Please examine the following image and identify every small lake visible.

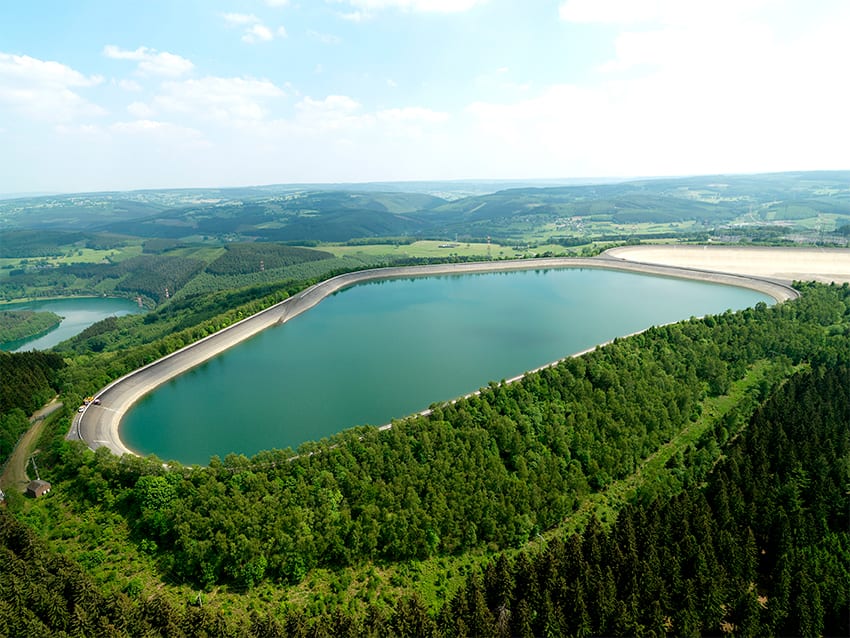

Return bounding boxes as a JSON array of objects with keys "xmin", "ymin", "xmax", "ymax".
[
  {"xmin": 121, "ymin": 268, "xmax": 773, "ymax": 465},
  {"xmin": 0, "ymin": 297, "xmax": 143, "ymax": 351}
]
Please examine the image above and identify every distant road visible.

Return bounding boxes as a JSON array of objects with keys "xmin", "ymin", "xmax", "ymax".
[{"xmin": 68, "ymin": 255, "xmax": 799, "ymax": 458}]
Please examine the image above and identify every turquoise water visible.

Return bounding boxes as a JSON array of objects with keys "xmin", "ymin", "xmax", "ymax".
[
  {"xmin": 1, "ymin": 297, "xmax": 143, "ymax": 351},
  {"xmin": 121, "ymin": 268, "xmax": 772, "ymax": 465}
]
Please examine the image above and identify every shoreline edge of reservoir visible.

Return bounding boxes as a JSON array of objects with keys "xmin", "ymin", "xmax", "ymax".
[{"xmin": 68, "ymin": 252, "xmax": 801, "ymax": 459}]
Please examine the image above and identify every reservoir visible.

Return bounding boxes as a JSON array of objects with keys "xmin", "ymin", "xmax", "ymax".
[
  {"xmin": 121, "ymin": 268, "xmax": 773, "ymax": 465},
  {"xmin": 1, "ymin": 297, "xmax": 143, "ymax": 352}
]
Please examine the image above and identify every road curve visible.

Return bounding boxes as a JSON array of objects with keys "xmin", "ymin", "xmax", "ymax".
[{"xmin": 67, "ymin": 255, "xmax": 798, "ymax": 458}]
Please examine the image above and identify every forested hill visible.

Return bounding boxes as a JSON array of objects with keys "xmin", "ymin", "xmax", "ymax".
[{"xmin": 2, "ymin": 338, "xmax": 848, "ymax": 635}]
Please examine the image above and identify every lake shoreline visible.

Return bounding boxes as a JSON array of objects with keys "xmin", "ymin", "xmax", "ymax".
[
  {"xmin": 0, "ymin": 310, "xmax": 62, "ymax": 350},
  {"xmin": 69, "ymin": 253, "xmax": 800, "ymax": 460}
]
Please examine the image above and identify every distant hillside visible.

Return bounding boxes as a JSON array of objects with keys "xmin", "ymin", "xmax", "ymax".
[
  {"xmin": 417, "ymin": 171, "xmax": 850, "ymax": 238},
  {"xmin": 1, "ymin": 172, "xmax": 848, "ymax": 245},
  {"xmin": 93, "ymin": 191, "xmax": 441, "ymax": 242}
]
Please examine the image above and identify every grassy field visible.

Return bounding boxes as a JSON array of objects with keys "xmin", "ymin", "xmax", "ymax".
[
  {"xmin": 324, "ymin": 239, "xmax": 574, "ymax": 261},
  {"xmin": 0, "ymin": 245, "xmax": 145, "ymax": 279}
]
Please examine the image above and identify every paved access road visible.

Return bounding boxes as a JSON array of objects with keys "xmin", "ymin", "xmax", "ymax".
[{"xmin": 68, "ymin": 256, "xmax": 798, "ymax": 458}]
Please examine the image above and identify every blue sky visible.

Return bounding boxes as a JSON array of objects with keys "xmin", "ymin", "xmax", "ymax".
[{"xmin": 1, "ymin": 0, "xmax": 848, "ymax": 194}]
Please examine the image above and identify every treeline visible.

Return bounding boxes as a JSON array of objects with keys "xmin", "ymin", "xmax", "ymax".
[
  {"xmin": 177, "ymin": 255, "xmax": 375, "ymax": 298},
  {"xmin": 0, "ymin": 229, "xmax": 86, "ymax": 258},
  {"xmin": 54, "ymin": 283, "xmax": 850, "ymax": 592},
  {"xmin": 205, "ymin": 243, "xmax": 333, "ymax": 275},
  {"xmin": 0, "ymin": 351, "xmax": 65, "ymax": 462},
  {"xmin": 0, "ymin": 310, "xmax": 61, "ymax": 344}
]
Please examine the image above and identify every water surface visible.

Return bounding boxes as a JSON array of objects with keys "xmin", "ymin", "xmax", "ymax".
[
  {"xmin": 0, "ymin": 297, "xmax": 142, "ymax": 351},
  {"xmin": 122, "ymin": 268, "xmax": 772, "ymax": 464}
]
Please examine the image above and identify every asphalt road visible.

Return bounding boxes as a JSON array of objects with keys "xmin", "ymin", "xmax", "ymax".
[{"xmin": 67, "ymin": 256, "xmax": 798, "ymax": 458}]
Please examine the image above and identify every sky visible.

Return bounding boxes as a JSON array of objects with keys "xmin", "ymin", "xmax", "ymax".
[{"xmin": 1, "ymin": 0, "xmax": 849, "ymax": 194}]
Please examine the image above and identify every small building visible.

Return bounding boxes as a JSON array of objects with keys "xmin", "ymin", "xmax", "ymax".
[{"xmin": 26, "ymin": 480, "xmax": 51, "ymax": 499}]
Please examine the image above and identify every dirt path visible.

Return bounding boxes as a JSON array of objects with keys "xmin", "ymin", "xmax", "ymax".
[{"xmin": 0, "ymin": 397, "xmax": 62, "ymax": 493}]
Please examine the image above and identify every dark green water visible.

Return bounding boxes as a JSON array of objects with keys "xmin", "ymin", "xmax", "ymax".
[
  {"xmin": 122, "ymin": 268, "xmax": 772, "ymax": 465},
  {"xmin": 1, "ymin": 297, "xmax": 143, "ymax": 352}
]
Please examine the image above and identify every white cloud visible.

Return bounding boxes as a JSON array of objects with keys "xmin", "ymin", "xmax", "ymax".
[
  {"xmin": 266, "ymin": 0, "xmax": 289, "ymax": 6},
  {"xmin": 338, "ymin": 10, "xmax": 367, "ymax": 22},
  {"xmin": 222, "ymin": 12, "xmax": 260, "ymax": 26},
  {"xmin": 0, "ymin": 53, "xmax": 105, "ymax": 122},
  {"xmin": 488, "ymin": 0, "xmax": 843, "ymax": 178},
  {"xmin": 295, "ymin": 95, "xmax": 364, "ymax": 131},
  {"xmin": 222, "ymin": 13, "xmax": 286, "ymax": 43},
  {"xmin": 340, "ymin": 0, "xmax": 487, "ymax": 12},
  {"xmin": 462, "ymin": 1, "xmax": 850, "ymax": 180},
  {"xmin": 287, "ymin": 95, "xmax": 449, "ymax": 142},
  {"xmin": 109, "ymin": 119, "xmax": 208, "ymax": 146},
  {"xmin": 377, "ymin": 106, "xmax": 448, "ymax": 124},
  {"xmin": 103, "ymin": 45, "xmax": 194, "ymax": 77},
  {"xmin": 55, "ymin": 123, "xmax": 104, "ymax": 136},
  {"xmin": 127, "ymin": 101, "xmax": 155, "ymax": 118},
  {"xmin": 376, "ymin": 107, "xmax": 449, "ymax": 139},
  {"xmin": 308, "ymin": 30, "xmax": 342, "ymax": 45},
  {"xmin": 559, "ymin": 0, "xmax": 673, "ymax": 24},
  {"xmin": 110, "ymin": 119, "xmax": 168, "ymax": 133},
  {"xmin": 154, "ymin": 76, "xmax": 286, "ymax": 123},
  {"xmin": 558, "ymin": 0, "xmax": 771, "ymax": 25},
  {"xmin": 118, "ymin": 78, "xmax": 143, "ymax": 92},
  {"xmin": 243, "ymin": 24, "xmax": 274, "ymax": 43},
  {"xmin": 0, "ymin": 53, "xmax": 101, "ymax": 88}
]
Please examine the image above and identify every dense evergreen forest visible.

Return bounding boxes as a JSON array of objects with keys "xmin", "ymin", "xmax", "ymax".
[
  {"xmin": 204, "ymin": 243, "xmax": 334, "ymax": 275},
  {"xmin": 2, "ymin": 358, "xmax": 847, "ymax": 636},
  {"xmin": 438, "ymin": 362, "xmax": 850, "ymax": 637},
  {"xmin": 0, "ymin": 351, "xmax": 65, "ymax": 463}
]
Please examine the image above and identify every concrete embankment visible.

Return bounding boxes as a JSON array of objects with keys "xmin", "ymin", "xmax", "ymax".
[{"xmin": 68, "ymin": 256, "xmax": 798, "ymax": 458}]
